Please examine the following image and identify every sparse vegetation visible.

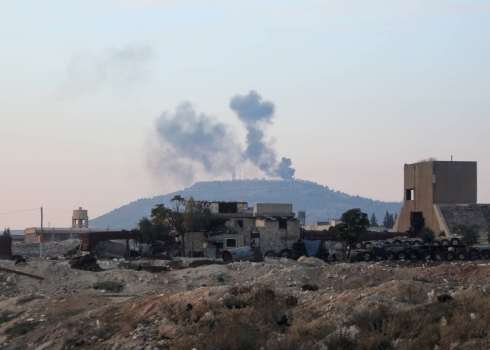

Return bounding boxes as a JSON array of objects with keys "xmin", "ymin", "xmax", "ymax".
[
  {"xmin": 301, "ymin": 284, "xmax": 319, "ymax": 291},
  {"xmin": 418, "ymin": 226, "xmax": 435, "ymax": 243},
  {"xmin": 5, "ymin": 321, "xmax": 40, "ymax": 336},
  {"xmin": 454, "ymin": 224, "xmax": 480, "ymax": 245}
]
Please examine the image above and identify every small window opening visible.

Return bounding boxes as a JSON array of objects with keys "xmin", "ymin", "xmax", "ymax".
[
  {"xmin": 406, "ymin": 189, "xmax": 414, "ymax": 201},
  {"xmin": 225, "ymin": 238, "xmax": 237, "ymax": 248},
  {"xmin": 236, "ymin": 220, "xmax": 244, "ymax": 228},
  {"xmin": 279, "ymin": 219, "xmax": 288, "ymax": 229}
]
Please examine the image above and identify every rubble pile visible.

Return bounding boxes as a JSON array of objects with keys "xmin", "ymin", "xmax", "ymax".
[
  {"xmin": 2, "ymin": 241, "xmax": 490, "ymax": 349},
  {"xmin": 12, "ymin": 239, "xmax": 81, "ymax": 258}
]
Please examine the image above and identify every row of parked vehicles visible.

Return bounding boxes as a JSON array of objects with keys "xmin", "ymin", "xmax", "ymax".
[{"xmin": 354, "ymin": 238, "xmax": 490, "ymax": 262}]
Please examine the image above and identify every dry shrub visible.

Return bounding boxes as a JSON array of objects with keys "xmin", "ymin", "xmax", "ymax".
[
  {"xmin": 173, "ymin": 285, "xmax": 292, "ymax": 350},
  {"xmin": 15, "ymin": 294, "xmax": 44, "ymax": 305},
  {"xmin": 342, "ymin": 289, "xmax": 490, "ymax": 349},
  {"xmin": 5, "ymin": 321, "xmax": 40, "ymax": 336}
]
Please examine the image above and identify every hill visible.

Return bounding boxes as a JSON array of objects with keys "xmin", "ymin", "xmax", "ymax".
[{"xmin": 90, "ymin": 179, "xmax": 401, "ymax": 229}]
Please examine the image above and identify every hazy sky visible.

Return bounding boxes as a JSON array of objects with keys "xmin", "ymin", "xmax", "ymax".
[{"xmin": 1, "ymin": 0, "xmax": 489, "ymax": 229}]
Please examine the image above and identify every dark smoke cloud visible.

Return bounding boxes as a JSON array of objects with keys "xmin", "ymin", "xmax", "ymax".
[
  {"xmin": 149, "ymin": 91, "xmax": 295, "ymax": 185},
  {"xmin": 229, "ymin": 90, "xmax": 275, "ymax": 124},
  {"xmin": 149, "ymin": 102, "xmax": 241, "ymax": 185},
  {"xmin": 230, "ymin": 90, "xmax": 295, "ymax": 179}
]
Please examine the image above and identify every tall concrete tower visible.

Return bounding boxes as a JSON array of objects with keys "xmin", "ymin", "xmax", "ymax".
[{"xmin": 72, "ymin": 207, "xmax": 89, "ymax": 228}]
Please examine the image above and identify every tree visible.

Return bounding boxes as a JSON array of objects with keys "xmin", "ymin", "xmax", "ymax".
[
  {"xmin": 418, "ymin": 226, "xmax": 435, "ymax": 244},
  {"xmin": 370, "ymin": 213, "xmax": 378, "ymax": 227},
  {"xmin": 141, "ymin": 196, "xmax": 230, "ymax": 256},
  {"xmin": 334, "ymin": 208, "xmax": 369, "ymax": 259},
  {"xmin": 2, "ymin": 227, "xmax": 11, "ymax": 236},
  {"xmin": 454, "ymin": 224, "xmax": 479, "ymax": 245},
  {"xmin": 382, "ymin": 211, "xmax": 395, "ymax": 229},
  {"xmin": 138, "ymin": 204, "xmax": 173, "ymax": 244}
]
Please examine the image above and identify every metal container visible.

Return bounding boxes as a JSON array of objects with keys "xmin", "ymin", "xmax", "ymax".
[
  {"xmin": 222, "ymin": 246, "xmax": 256, "ymax": 263},
  {"xmin": 0, "ymin": 236, "xmax": 13, "ymax": 259}
]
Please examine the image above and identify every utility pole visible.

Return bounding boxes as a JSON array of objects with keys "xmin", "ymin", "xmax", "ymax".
[{"xmin": 40, "ymin": 207, "xmax": 44, "ymax": 258}]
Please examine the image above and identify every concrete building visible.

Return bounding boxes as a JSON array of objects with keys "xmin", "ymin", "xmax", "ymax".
[
  {"xmin": 24, "ymin": 227, "xmax": 109, "ymax": 243},
  {"xmin": 199, "ymin": 201, "xmax": 300, "ymax": 254},
  {"xmin": 72, "ymin": 207, "xmax": 89, "ymax": 228},
  {"xmin": 393, "ymin": 160, "xmax": 478, "ymax": 235},
  {"xmin": 305, "ymin": 219, "xmax": 342, "ymax": 231},
  {"xmin": 24, "ymin": 207, "xmax": 114, "ymax": 243}
]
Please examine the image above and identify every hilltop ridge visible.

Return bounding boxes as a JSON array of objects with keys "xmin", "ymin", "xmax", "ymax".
[{"xmin": 90, "ymin": 179, "xmax": 401, "ymax": 229}]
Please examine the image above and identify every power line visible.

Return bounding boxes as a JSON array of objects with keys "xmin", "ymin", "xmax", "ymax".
[
  {"xmin": 45, "ymin": 209, "xmax": 71, "ymax": 213},
  {"xmin": 0, "ymin": 208, "xmax": 39, "ymax": 216}
]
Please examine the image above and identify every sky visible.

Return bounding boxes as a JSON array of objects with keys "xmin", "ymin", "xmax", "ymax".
[{"xmin": 1, "ymin": 0, "xmax": 489, "ymax": 229}]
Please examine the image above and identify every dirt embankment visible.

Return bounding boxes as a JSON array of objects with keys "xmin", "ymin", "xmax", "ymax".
[{"xmin": 2, "ymin": 249, "xmax": 490, "ymax": 349}]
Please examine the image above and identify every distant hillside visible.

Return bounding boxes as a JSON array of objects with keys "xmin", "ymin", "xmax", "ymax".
[{"xmin": 90, "ymin": 179, "xmax": 401, "ymax": 229}]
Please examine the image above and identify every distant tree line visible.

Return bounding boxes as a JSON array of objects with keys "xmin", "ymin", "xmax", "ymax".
[{"xmin": 369, "ymin": 211, "xmax": 397, "ymax": 229}]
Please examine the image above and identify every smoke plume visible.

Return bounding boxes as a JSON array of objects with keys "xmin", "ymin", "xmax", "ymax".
[
  {"xmin": 230, "ymin": 90, "xmax": 295, "ymax": 179},
  {"xmin": 149, "ymin": 91, "xmax": 295, "ymax": 186}
]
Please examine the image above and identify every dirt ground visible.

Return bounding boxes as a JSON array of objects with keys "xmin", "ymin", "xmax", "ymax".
[{"xmin": 2, "ymin": 245, "xmax": 490, "ymax": 350}]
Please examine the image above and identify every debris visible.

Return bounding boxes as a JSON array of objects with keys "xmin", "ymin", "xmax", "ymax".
[{"xmin": 437, "ymin": 294, "xmax": 453, "ymax": 303}]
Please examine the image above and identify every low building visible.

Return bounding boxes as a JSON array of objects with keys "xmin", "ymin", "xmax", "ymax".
[
  {"xmin": 200, "ymin": 201, "xmax": 300, "ymax": 254},
  {"xmin": 305, "ymin": 219, "xmax": 342, "ymax": 231},
  {"xmin": 24, "ymin": 227, "xmax": 117, "ymax": 243}
]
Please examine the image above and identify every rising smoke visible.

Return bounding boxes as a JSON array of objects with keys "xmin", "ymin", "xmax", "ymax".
[
  {"xmin": 229, "ymin": 90, "xmax": 295, "ymax": 179},
  {"xmin": 149, "ymin": 91, "xmax": 295, "ymax": 185}
]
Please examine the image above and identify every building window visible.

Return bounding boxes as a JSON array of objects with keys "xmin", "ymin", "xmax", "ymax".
[
  {"xmin": 225, "ymin": 238, "xmax": 237, "ymax": 248},
  {"xmin": 406, "ymin": 189, "xmax": 414, "ymax": 201},
  {"xmin": 279, "ymin": 219, "xmax": 288, "ymax": 229},
  {"xmin": 236, "ymin": 220, "xmax": 244, "ymax": 228}
]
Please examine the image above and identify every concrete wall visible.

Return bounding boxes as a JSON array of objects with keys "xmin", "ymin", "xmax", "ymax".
[
  {"xmin": 253, "ymin": 203, "xmax": 294, "ymax": 217},
  {"xmin": 255, "ymin": 219, "xmax": 299, "ymax": 253},
  {"xmin": 201, "ymin": 201, "xmax": 248, "ymax": 214},
  {"xmin": 433, "ymin": 162, "xmax": 477, "ymax": 204}
]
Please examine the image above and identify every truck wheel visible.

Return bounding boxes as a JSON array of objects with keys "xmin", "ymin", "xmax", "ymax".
[
  {"xmin": 408, "ymin": 250, "xmax": 421, "ymax": 261},
  {"xmin": 421, "ymin": 250, "xmax": 432, "ymax": 260},
  {"xmin": 361, "ymin": 251, "xmax": 372, "ymax": 262},
  {"xmin": 431, "ymin": 241, "xmax": 441, "ymax": 246},
  {"xmin": 450, "ymin": 238, "xmax": 461, "ymax": 246},
  {"xmin": 386, "ymin": 251, "xmax": 396, "ymax": 260},
  {"xmin": 441, "ymin": 239, "xmax": 449, "ymax": 246},
  {"xmin": 481, "ymin": 249, "xmax": 490, "ymax": 260},
  {"xmin": 445, "ymin": 251, "xmax": 455, "ymax": 261},
  {"xmin": 326, "ymin": 253, "xmax": 337, "ymax": 262},
  {"xmin": 412, "ymin": 240, "xmax": 422, "ymax": 246},
  {"xmin": 374, "ymin": 251, "xmax": 386, "ymax": 261},
  {"xmin": 456, "ymin": 251, "xmax": 466, "ymax": 261},
  {"xmin": 404, "ymin": 241, "xmax": 412, "ymax": 247},
  {"xmin": 396, "ymin": 251, "xmax": 407, "ymax": 260},
  {"xmin": 363, "ymin": 242, "xmax": 373, "ymax": 249},
  {"xmin": 278, "ymin": 249, "xmax": 292, "ymax": 259},
  {"xmin": 467, "ymin": 248, "xmax": 480, "ymax": 261},
  {"xmin": 263, "ymin": 250, "xmax": 276, "ymax": 258},
  {"xmin": 433, "ymin": 251, "xmax": 444, "ymax": 261},
  {"xmin": 393, "ymin": 240, "xmax": 402, "ymax": 245}
]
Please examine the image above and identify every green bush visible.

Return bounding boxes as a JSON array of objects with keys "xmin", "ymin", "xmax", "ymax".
[{"xmin": 418, "ymin": 226, "xmax": 435, "ymax": 243}]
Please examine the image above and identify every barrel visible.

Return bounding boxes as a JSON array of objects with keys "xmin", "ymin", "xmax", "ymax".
[
  {"xmin": 291, "ymin": 240, "xmax": 306, "ymax": 260},
  {"xmin": 222, "ymin": 246, "xmax": 256, "ymax": 263},
  {"xmin": 0, "ymin": 236, "xmax": 12, "ymax": 259}
]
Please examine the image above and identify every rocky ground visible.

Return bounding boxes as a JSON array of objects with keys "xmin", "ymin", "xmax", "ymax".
[{"xmin": 2, "ymin": 242, "xmax": 490, "ymax": 349}]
